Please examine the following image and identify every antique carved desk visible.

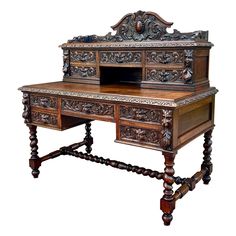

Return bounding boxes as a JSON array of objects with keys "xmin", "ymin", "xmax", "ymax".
[{"xmin": 19, "ymin": 11, "xmax": 218, "ymax": 225}]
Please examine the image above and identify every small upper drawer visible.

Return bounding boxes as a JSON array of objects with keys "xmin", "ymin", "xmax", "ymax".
[
  {"xmin": 70, "ymin": 66, "xmax": 97, "ymax": 78},
  {"xmin": 70, "ymin": 50, "xmax": 96, "ymax": 63},
  {"xmin": 146, "ymin": 50, "xmax": 184, "ymax": 65},
  {"xmin": 100, "ymin": 51, "xmax": 142, "ymax": 64},
  {"xmin": 30, "ymin": 94, "xmax": 57, "ymax": 110},
  {"xmin": 120, "ymin": 105, "xmax": 162, "ymax": 123}
]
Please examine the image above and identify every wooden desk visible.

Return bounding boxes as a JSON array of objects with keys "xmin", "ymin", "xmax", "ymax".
[{"xmin": 19, "ymin": 81, "xmax": 217, "ymax": 225}]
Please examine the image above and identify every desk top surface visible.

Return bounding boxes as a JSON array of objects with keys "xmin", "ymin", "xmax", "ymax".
[{"xmin": 19, "ymin": 81, "xmax": 217, "ymax": 107}]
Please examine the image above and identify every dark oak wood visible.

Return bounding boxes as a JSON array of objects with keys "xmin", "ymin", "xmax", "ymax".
[
  {"xmin": 160, "ymin": 151, "xmax": 176, "ymax": 225},
  {"xmin": 28, "ymin": 125, "xmax": 40, "ymax": 178},
  {"xmin": 19, "ymin": 11, "xmax": 217, "ymax": 226},
  {"xmin": 201, "ymin": 129, "xmax": 213, "ymax": 184}
]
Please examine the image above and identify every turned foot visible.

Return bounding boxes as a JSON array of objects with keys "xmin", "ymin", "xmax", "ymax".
[
  {"xmin": 162, "ymin": 213, "xmax": 173, "ymax": 226},
  {"xmin": 32, "ymin": 169, "xmax": 40, "ymax": 178},
  {"xmin": 201, "ymin": 129, "xmax": 213, "ymax": 185},
  {"xmin": 84, "ymin": 122, "xmax": 93, "ymax": 154},
  {"xmin": 160, "ymin": 151, "xmax": 176, "ymax": 226}
]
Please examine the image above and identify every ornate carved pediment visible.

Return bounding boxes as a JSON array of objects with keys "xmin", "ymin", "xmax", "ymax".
[{"xmin": 68, "ymin": 11, "xmax": 208, "ymax": 43}]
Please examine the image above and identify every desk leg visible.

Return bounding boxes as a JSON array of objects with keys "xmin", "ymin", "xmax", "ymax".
[
  {"xmin": 84, "ymin": 122, "xmax": 93, "ymax": 154},
  {"xmin": 160, "ymin": 151, "xmax": 176, "ymax": 226},
  {"xmin": 201, "ymin": 129, "xmax": 213, "ymax": 184},
  {"xmin": 28, "ymin": 125, "xmax": 41, "ymax": 178}
]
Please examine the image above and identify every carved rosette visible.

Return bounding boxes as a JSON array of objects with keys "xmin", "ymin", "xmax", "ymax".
[
  {"xmin": 31, "ymin": 111, "xmax": 57, "ymax": 126},
  {"xmin": 161, "ymin": 109, "xmax": 172, "ymax": 150},
  {"xmin": 120, "ymin": 106, "xmax": 162, "ymax": 123},
  {"xmin": 70, "ymin": 51, "xmax": 96, "ymax": 63},
  {"xmin": 120, "ymin": 126, "xmax": 161, "ymax": 145},
  {"xmin": 62, "ymin": 99, "xmax": 114, "ymax": 117},
  {"xmin": 146, "ymin": 51, "xmax": 184, "ymax": 64},
  {"xmin": 100, "ymin": 51, "xmax": 141, "ymax": 64},
  {"xmin": 146, "ymin": 69, "xmax": 182, "ymax": 82},
  {"xmin": 70, "ymin": 66, "xmax": 96, "ymax": 77},
  {"xmin": 22, "ymin": 93, "xmax": 31, "ymax": 124},
  {"xmin": 63, "ymin": 49, "xmax": 70, "ymax": 77},
  {"xmin": 30, "ymin": 95, "xmax": 57, "ymax": 109},
  {"xmin": 182, "ymin": 50, "xmax": 193, "ymax": 84}
]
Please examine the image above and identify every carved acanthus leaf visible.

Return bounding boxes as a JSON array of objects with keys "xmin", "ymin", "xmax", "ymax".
[
  {"xmin": 67, "ymin": 11, "xmax": 208, "ymax": 43},
  {"xmin": 62, "ymin": 99, "xmax": 114, "ymax": 117}
]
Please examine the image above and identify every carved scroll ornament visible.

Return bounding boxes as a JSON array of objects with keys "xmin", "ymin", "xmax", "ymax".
[{"xmin": 68, "ymin": 11, "xmax": 208, "ymax": 43}]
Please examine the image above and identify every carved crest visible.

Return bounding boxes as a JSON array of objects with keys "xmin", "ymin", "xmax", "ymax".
[
  {"xmin": 68, "ymin": 10, "xmax": 208, "ymax": 43},
  {"xmin": 111, "ymin": 11, "xmax": 172, "ymax": 41}
]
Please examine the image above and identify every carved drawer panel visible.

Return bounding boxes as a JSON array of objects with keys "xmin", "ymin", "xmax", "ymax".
[
  {"xmin": 30, "ymin": 94, "xmax": 57, "ymax": 110},
  {"xmin": 119, "ymin": 125, "xmax": 162, "ymax": 147},
  {"xmin": 100, "ymin": 51, "xmax": 142, "ymax": 64},
  {"xmin": 70, "ymin": 50, "xmax": 96, "ymax": 63},
  {"xmin": 61, "ymin": 98, "xmax": 114, "ymax": 118},
  {"xmin": 118, "ymin": 109, "xmax": 173, "ymax": 150},
  {"xmin": 31, "ymin": 111, "xmax": 58, "ymax": 127},
  {"xmin": 120, "ymin": 105, "xmax": 162, "ymax": 123},
  {"xmin": 146, "ymin": 50, "xmax": 184, "ymax": 65},
  {"xmin": 145, "ymin": 68, "xmax": 184, "ymax": 83},
  {"xmin": 70, "ymin": 66, "xmax": 97, "ymax": 77}
]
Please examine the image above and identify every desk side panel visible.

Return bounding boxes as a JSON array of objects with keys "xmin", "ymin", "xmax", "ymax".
[{"xmin": 173, "ymin": 95, "xmax": 215, "ymax": 150}]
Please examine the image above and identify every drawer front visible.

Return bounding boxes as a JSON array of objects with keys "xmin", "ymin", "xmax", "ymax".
[
  {"xmin": 119, "ymin": 125, "xmax": 162, "ymax": 147},
  {"xmin": 31, "ymin": 111, "xmax": 58, "ymax": 127},
  {"xmin": 120, "ymin": 105, "xmax": 162, "ymax": 123},
  {"xmin": 118, "ymin": 109, "xmax": 173, "ymax": 150},
  {"xmin": 30, "ymin": 94, "xmax": 57, "ymax": 110},
  {"xmin": 70, "ymin": 66, "xmax": 97, "ymax": 78},
  {"xmin": 145, "ymin": 68, "xmax": 183, "ymax": 83},
  {"xmin": 70, "ymin": 50, "xmax": 96, "ymax": 63},
  {"xmin": 61, "ymin": 98, "xmax": 114, "ymax": 118},
  {"xmin": 146, "ymin": 50, "xmax": 184, "ymax": 65},
  {"xmin": 100, "ymin": 51, "xmax": 142, "ymax": 64}
]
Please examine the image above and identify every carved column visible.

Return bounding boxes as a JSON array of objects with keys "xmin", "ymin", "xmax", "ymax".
[
  {"xmin": 28, "ymin": 125, "xmax": 41, "ymax": 178},
  {"xmin": 201, "ymin": 129, "xmax": 213, "ymax": 184},
  {"xmin": 160, "ymin": 151, "xmax": 176, "ymax": 226},
  {"xmin": 84, "ymin": 122, "xmax": 93, "ymax": 154}
]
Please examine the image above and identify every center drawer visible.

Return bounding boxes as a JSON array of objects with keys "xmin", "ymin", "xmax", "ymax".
[{"xmin": 61, "ymin": 98, "xmax": 115, "ymax": 122}]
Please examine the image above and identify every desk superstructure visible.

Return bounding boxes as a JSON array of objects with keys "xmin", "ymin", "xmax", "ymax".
[{"xmin": 19, "ymin": 11, "xmax": 217, "ymax": 225}]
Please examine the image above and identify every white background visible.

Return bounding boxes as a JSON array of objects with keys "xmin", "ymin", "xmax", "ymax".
[{"xmin": 0, "ymin": 0, "xmax": 235, "ymax": 235}]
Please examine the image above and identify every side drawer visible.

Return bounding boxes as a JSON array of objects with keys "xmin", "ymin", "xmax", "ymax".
[
  {"xmin": 30, "ymin": 94, "xmax": 57, "ymax": 110},
  {"xmin": 120, "ymin": 105, "xmax": 162, "ymax": 124},
  {"xmin": 119, "ymin": 125, "xmax": 162, "ymax": 148},
  {"xmin": 117, "ymin": 107, "xmax": 173, "ymax": 151},
  {"xmin": 70, "ymin": 50, "xmax": 96, "ymax": 63},
  {"xmin": 31, "ymin": 110, "xmax": 58, "ymax": 128}
]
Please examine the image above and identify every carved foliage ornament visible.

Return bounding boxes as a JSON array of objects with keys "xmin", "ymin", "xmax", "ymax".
[
  {"xmin": 70, "ymin": 50, "xmax": 96, "ymax": 63},
  {"xmin": 63, "ymin": 50, "xmax": 70, "ymax": 77},
  {"xmin": 62, "ymin": 99, "xmax": 114, "ymax": 117},
  {"xmin": 120, "ymin": 126, "xmax": 161, "ymax": 146},
  {"xmin": 68, "ymin": 11, "xmax": 208, "ymax": 43},
  {"xmin": 22, "ymin": 93, "xmax": 31, "ymax": 124},
  {"xmin": 30, "ymin": 95, "xmax": 57, "ymax": 109},
  {"xmin": 120, "ymin": 106, "xmax": 162, "ymax": 123},
  {"xmin": 70, "ymin": 66, "xmax": 96, "ymax": 77},
  {"xmin": 146, "ymin": 69, "xmax": 182, "ymax": 82},
  {"xmin": 146, "ymin": 51, "xmax": 184, "ymax": 64},
  {"xmin": 100, "ymin": 51, "xmax": 141, "ymax": 64},
  {"xmin": 145, "ymin": 50, "xmax": 193, "ymax": 84},
  {"xmin": 161, "ymin": 109, "xmax": 172, "ymax": 150},
  {"xmin": 31, "ymin": 112, "xmax": 57, "ymax": 126}
]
